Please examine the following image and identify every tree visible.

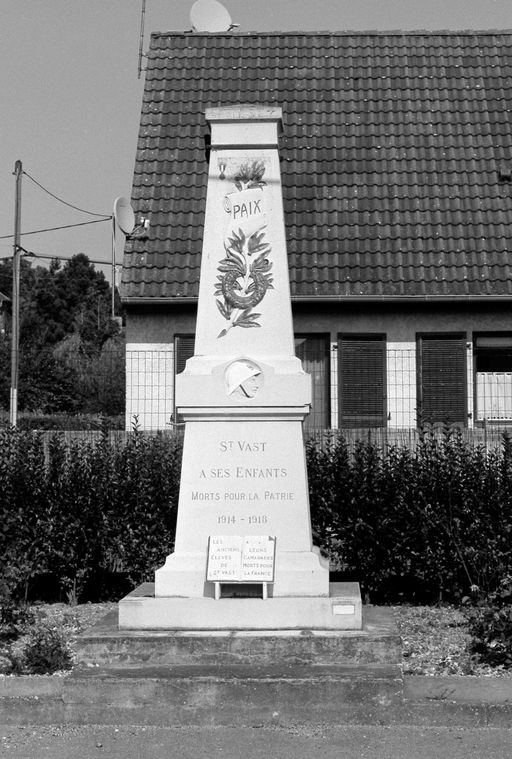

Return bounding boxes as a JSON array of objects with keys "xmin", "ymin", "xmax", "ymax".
[
  {"xmin": 18, "ymin": 347, "xmax": 81, "ymax": 413},
  {"xmin": 0, "ymin": 253, "xmax": 124, "ymax": 417},
  {"xmin": 20, "ymin": 254, "xmax": 117, "ymax": 351}
]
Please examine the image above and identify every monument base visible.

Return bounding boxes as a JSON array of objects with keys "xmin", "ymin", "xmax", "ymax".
[
  {"xmin": 118, "ymin": 581, "xmax": 362, "ymax": 631},
  {"xmin": 155, "ymin": 546, "xmax": 330, "ymax": 598}
]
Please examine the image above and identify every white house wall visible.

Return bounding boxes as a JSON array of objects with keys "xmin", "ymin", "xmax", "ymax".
[{"xmin": 125, "ymin": 304, "xmax": 512, "ymax": 431}]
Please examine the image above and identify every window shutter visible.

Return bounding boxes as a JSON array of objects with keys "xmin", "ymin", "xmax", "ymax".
[
  {"xmin": 175, "ymin": 335, "xmax": 195, "ymax": 375},
  {"xmin": 295, "ymin": 335, "xmax": 330, "ymax": 430},
  {"xmin": 338, "ymin": 336, "xmax": 386, "ymax": 428},
  {"xmin": 174, "ymin": 335, "xmax": 195, "ymax": 424},
  {"xmin": 417, "ymin": 335, "xmax": 466, "ymax": 426}
]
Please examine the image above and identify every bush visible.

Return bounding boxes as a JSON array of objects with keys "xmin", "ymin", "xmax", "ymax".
[
  {"xmin": 0, "ymin": 428, "xmax": 51, "ymax": 603},
  {"xmin": 1, "ymin": 423, "xmax": 512, "ymax": 606},
  {"xmin": 307, "ymin": 427, "xmax": 512, "ymax": 603},
  {"xmin": 44, "ymin": 426, "xmax": 182, "ymax": 602},
  {"xmin": 13, "ymin": 623, "xmax": 73, "ymax": 674},
  {"xmin": 0, "ymin": 426, "xmax": 182, "ymax": 604},
  {"xmin": 464, "ymin": 576, "xmax": 512, "ymax": 669},
  {"xmin": 0, "ymin": 601, "xmax": 35, "ymax": 638}
]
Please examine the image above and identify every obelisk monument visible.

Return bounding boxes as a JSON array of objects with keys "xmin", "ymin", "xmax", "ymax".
[{"xmin": 119, "ymin": 105, "xmax": 361, "ymax": 629}]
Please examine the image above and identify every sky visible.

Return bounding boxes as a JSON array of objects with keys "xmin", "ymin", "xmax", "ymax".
[{"xmin": 2, "ymin": 0, "xmax": 512, "ymax": 285}]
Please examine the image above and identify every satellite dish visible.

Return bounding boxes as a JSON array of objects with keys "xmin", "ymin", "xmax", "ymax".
[
  {"xmin": 190, "ymin": 0, "xmax": 233, "ymax": 32},
  {"xmin": 113, "ymin": 196, "xmax": 135, "ymax": 235}
]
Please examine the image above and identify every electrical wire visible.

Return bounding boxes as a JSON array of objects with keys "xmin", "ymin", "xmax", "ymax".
[
  {"xmin": 0, "ymin": 217, "xmax": 111, "ymax": 240},
  {"xmin": 22, "ymin": 170, "xmax": 111, "ymax": 219},
  {"xmin": 26, "ymin": 251, "xmax": 117, "ymax": 267},
  {"xmin": 0, "ymin": 245, "xmax": 118, "ymax": 267}
]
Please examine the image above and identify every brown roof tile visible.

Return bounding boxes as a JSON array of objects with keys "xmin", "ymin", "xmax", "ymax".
[{"xmin": 122, "ymin": 31, "xmax": 512, "ymax": 301}]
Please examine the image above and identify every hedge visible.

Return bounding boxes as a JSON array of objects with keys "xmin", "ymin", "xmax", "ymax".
[
  {"xmin": 0, "ymin": 425, "xmax": 511, "ymax": 604},
  {"xmin": 0, "ymin": 426, "xmax": 181, "ymax": 604},
  {"xmin": 307, "ymin": 428, "xmax": 512, "ymax": 602}
]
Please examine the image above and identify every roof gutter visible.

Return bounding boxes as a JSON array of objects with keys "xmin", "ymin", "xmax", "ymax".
[
  {"xmin": 122, "ymin": 294, "xmax": 512, "ymax": 306},
  {"xmin": 122, "ymin": 296, "xmax": 198, "ymax": 305},
  {"xmin": 291, "ymin": 294, "xmax": 512, "ymax": 304}
]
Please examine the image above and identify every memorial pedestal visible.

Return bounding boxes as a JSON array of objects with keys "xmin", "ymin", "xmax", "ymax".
[
  {"xmin": 152, "ymin": 409, "xmax": 331, "ymax": 602},
  {"xmin": 119, "ymin": 582, "xmax": 362, "ymax": 630}
]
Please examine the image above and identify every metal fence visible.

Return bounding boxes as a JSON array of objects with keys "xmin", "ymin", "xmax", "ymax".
[
  {"xmin": 3, "ymin": 343, "xmax": 512, "ymax": 452},
  {"xmin": 23, "ymin": 425, "xmax": 512, "ymax": 457}
]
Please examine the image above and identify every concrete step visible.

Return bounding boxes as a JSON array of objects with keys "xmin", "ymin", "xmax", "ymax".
[
  {"xmin": 61, "ymin": 605, "xmax": 404, "ymax": 726},
  {"xmin": 62, "ymin": 662, "xmax": 403, "ymax": 726},
  {"xmin": 1, "ymin": 672, "xmax": 511, "ymax": 727},
  {"xmin": 76, "ymin": 606, "xmax": 401, "ymax": 668}
]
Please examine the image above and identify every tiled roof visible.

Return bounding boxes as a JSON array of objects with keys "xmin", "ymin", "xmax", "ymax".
[{"xmin": 122, "ymin": 31, "xmax": 512, "ymax": 301}]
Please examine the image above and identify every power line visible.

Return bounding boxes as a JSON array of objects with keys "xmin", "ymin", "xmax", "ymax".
[
  {"xmin": 22, "ymin": 249, "xmax": 119, "ymax": 267},
  {"xmin": 0, "ymin": 247, "xmax": 119, "ymax": 268},
  {"xmin": 22, "ymin": 170, "xmax": 111, "ymax": 218},
  {"xmin": 0, "ymin": 217, "xmax": 111, "ymax": 240}
]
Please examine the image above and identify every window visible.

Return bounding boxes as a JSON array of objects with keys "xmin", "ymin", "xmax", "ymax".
[
  {"xmin": 417, "ymin": 334, "xmax": 467, "ymax": 426},
  {"xmin": 174, "ymin": 334, "xmax": 195, "ymax": 424},
  {"xmin": 474, "ymin": 333, "xmax": 512, "ymax": 422},
  {"xmin": 338, "ymin": 335, "xmax": 387, "ymax": 428},
  {"xmin": 295, "ymin": 334, "xmax": 330, "ymax": 430}
]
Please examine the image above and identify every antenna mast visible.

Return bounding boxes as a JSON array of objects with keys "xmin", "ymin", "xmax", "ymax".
[{"xmin": 138, "ymin": 0, "xmax": 147, "ymax": 79}]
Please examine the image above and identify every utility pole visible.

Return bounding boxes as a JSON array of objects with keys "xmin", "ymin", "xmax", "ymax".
[{"xmin": 9, "ymin": 160, "xmax": 22, "ymax": 426}]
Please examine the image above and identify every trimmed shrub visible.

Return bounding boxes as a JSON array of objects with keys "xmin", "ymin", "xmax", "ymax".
[
  {"xmin": 0, "ymin": 426, "xmax": 182, "ymax": 604},
  {"xmin": 307, "ymin": 427, "xmax": 512, "ymax": 602},
  {"xmin": 13, "ymin": 623, "xmax": 73, "ymax": 674},
  {"xmin": 1, "ymin": 424, "xmax": 511, "ymax": 605},
  {"xmin": 464, "ymin": 576, "xmax": 512, "ymax": 669}
]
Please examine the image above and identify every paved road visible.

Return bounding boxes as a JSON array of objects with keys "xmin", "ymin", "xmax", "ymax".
[{"xmin": 1, "ymin": 725, "xmax": 511, "ymax": 758}]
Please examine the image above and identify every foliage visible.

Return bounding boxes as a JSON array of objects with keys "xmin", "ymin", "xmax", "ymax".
[
  {"xmin": 12, "ymin": 622, "xmax": 73, "ymax": 674},
  {"xmin": 18, "ymin": 347, "xmax": 82, "ymax": 413},
  {"xmin": 0, "ymin": 254, "xmax": 124, "ymax": 416},
  {"xmin": 307, "ymin": 427, "xmax": 512, "ymax": 603},
  {"xmin": 464, "ymin": 576, "xmax": 512, "ymax": 669},
  {"xmin": 0, "ymin": 427, "xmax": 52, "ymax": 604},
  {"xmin": 0, "ymin": 426, "xmax": 182, "ymax": 605},
  {"xmin": 0, "ymin": 601, "xmax": 35, "ymax": 639},
  {"xmin": 1, "ymin": 424, "xmax": 512, "ymax": 609},
  {"xmin": 19, "ymin": 254, "xmax": 114, "ymax": 349}
]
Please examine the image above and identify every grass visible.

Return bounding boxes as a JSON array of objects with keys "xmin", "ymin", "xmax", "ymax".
[
  {"xmin": 393, "ymin": 604, "xmax": 512, "ymax": 678},
  {"xmin": 1, "ymin": 602, "xmax": 511, "ymax": 677}
]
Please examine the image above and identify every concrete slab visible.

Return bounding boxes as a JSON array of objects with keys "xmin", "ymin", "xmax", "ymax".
[
  {"xmin": 77, "ymin": 603, "xmax": 398, "ymax": 668},
  {"xmin": 0, "ymin": 653, "xmax": 511, "ymax": 727},
  {"xmin": 119, "ymin": 581, "xmax": 362, "ymax": 630},
  {"xmin": 404, "ymin": 675, "xmax": 512, "ymax": 705},
  {"xmin": 61, "ymin": 662, "xmax": 403, "ymax": 727}
]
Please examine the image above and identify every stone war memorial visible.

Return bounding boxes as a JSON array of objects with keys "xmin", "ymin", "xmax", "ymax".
[
  {"xmin": 119, "ymin": 105, "xmax": 362, "ymax": 630},
  {"xmin": 76, "ymin": 106, "xmax": 401, "ymax": 725}
]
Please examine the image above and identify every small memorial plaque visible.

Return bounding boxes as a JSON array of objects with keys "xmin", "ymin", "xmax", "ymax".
[
  {"xmin": 206, "ymin": 535, "xmax": 242, "ymax": 582},
  {"xmin": 207, "ymin": 535, "xmax": 276, "ymax": 583},
  {"xmin": 241, "ymin": 535, "xmax": 275, "ymax": 582}
]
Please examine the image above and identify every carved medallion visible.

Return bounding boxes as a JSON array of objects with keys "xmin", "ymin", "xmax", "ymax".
[{"xmin": 215, "ymin": 160, "xmax": 274, "ymax": 338}]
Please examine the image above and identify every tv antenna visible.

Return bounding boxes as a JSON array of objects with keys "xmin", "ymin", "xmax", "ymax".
[
  {"xmin": 190, "ymin": 0, "xmax": 239, "ymax": 32},
  {"xmin": 138, "ymin": 0, "xmax": 147, "ymax": 79}
]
